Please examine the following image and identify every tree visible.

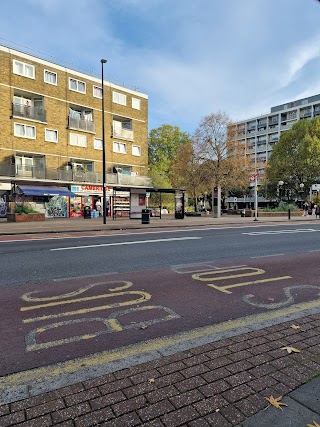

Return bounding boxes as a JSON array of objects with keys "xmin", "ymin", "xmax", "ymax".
[
  {"xmin": 148, "ymin": 124, "xmax": 190, "ymax": 188},
  {"xmin": 266, "ymin": 117, "xmax": 320, "ymax": 198},
  {"xmin": 171, "ymin": 142, "xmax": 208, "ymax": 211},
  {"xmin": 193, "ymin": 112, "xmax": 249, "ymax": 215},
  {"xmin": 148, "ymin": 124, "xmax": 190, "ymax": 209}
]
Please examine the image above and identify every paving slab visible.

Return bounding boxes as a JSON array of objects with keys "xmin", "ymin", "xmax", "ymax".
[
  {"xmin": 240, "ymin": 394, "xmax": 320, "ymax": 427},
  {"xmin": 290, "ymin": 375, "xmax": 320, "ymax": 414}
]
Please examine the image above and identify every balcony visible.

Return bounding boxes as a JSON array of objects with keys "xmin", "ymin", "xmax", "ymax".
[
  {"xmin": 314, "ymin": 107, "xmax": 320, "ymax": 116},
  {"xmin": 68, "ymin": 116, "xmax": 95, "ymax": 133},
  {"xmin": 112, "ymin": 127, "xmax": 134, "ymax": 141},
  {"xmin": 280, "ymin": 123, "xmax": 293, "ymax": 131},
  {"xmin": 12, "ymin": 103, "xmax": 46, "ymax": 122},
  {"xmin": 300, "ymin": 111, "xmax": 312, "ymax": 119},
  {"xmin": 0, "ymin": 164, "xmax": 152, "ymax": 187},
  {"xmin": 112, "ymin": 117, "xmax": 134, "ymax": 141},
  {"xmin": 106, "ymin": 173, "xmax": 152, "ymax": 187},
  {"xmin": 257, "ymin": 121, "xmax": 267, "ymax": 128},
  {"xmin": 256, "ymin": 145, "xmax": 266, "ymax": 153}
]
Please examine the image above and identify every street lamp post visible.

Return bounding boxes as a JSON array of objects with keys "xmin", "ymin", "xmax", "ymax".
[
  {"xmin": 101, "ymin": 59, "xmax": 107, "ymax": 224},
  {"xmin": 299, "ymin": 183, "xmax": 305, "ymax": 206},
  {"xmin": 278, "ymin": 180, "xmax": 284, "ymax": 202}
]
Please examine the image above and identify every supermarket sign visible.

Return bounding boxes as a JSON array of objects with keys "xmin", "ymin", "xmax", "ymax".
[{"xmin": 71, "ymin": 185, "xmax": 113, "ymax": 195}]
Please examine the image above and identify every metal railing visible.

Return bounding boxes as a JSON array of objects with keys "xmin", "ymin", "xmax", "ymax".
[
  {"xmin": 0, "ymin": 164, "xmax": 152, "ymax": 187},
  {"xmin": 12, "ymin": 103, "xmax": 46, "ymax": 122},
  {"xmin": 68, "ymin": 116, "xmax": 95, "ymax": 132}
]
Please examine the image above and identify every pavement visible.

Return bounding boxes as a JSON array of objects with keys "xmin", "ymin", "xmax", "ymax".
[
  {"xmin": 0, "ymin": 211, "xmax": 319, "ymax": 236},
  {"xmin": 0, "ymin": 213, "xmax": 319, "ymax": 426}
]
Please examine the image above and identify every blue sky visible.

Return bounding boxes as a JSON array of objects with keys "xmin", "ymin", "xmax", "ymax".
[{"xmin": 1, "ymin": 0, "xmax": 320, "ymax": 134}]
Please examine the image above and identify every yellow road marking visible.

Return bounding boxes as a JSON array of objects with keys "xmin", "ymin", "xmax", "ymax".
[
  {"xmin": 192, "ymin": 267, "xmax": 265, "ymax": 282},
  {"xmin": 2, "ymin": 298, "xmax": 320, "ymax": 389},
  {"xmin": 22, "ymin": 281, "xmax": 133, "ymax": 302},
  {"xmin": 107, "ymin": 319, "xmax": 123, "ymax": 332},
  {"xmin": 21, "ymin": 290, "xmax": 150, "ymax": 311},
  {"xmin": 208, "ymin": 276, "xmax": 292, "ymax": 294},
  {"xmin": 22, "ymin": 294, "xmax": 152, "ymax": 324}
]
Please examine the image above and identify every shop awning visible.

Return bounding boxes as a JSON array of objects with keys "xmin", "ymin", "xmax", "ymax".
[{"xmin": 17, "ymin": 185, "xmax": 75, "ymax": 197}]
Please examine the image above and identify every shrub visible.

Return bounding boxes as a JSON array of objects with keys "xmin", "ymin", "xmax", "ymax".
[
  {"xmin": 260, "ymin": 202, "xmax": 299, "ymax": 212},
  {"xmin": 14, "ymin": 202, "xmax": 39, "ymax": 214}
]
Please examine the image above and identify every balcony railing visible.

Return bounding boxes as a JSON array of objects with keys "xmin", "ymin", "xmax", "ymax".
[
  {"xmin": 68, "ymin": 116, "xmax": 95, "ymax": 132},
  {"xmin": 112, "ymin": 127, "xmax": 134, "ymax": 140},
  {"xmin": 0, "ymin": 165, "xmax": 152, "ymax": 187},
  {"xmin": 257, "ymin": 122, "xmax": 267, "ymax": 128},
  {"xmin": 12, "ymin": 103, "xmax": 46, "ymax": 122},
  {"xmin": 256, "ymin": 145, "xmax": 266, "ymax": 152},
  {"xmin": 14, "ymin": 165, "xmax": 45, "ymax": 179}
]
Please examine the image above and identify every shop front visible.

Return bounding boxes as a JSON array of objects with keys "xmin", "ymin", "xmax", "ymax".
[
  {"xmin": 15, "ymin": 185, "xmax": 74, "ymax": 218},
  {"xmin": 70, "ymin": 184, "xmax": 113, "ymax": 218},
  {"xmin": 0, "ymin": 183, "xmax": 11, "ymax": 218}
]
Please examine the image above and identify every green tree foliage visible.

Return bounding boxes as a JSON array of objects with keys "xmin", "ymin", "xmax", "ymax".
[
  {"xmin": 148, "ymin": 124, "xmax": 190, "ymax": 188},
  {"xmin": 266, "ymin": 117, "xmax": 320, "ymax": 197}
]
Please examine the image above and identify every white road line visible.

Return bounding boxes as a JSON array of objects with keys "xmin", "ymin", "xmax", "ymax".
[
  {"xmin": 51, "ymin": 236, "xmax": 202, "ymax": 251},
  {"xmin": 1, "ymin": 223, "xmax": 319, "ymax": 244},
  {"xmin": 250, "ymin": 254, "xmax": 285, "ymax": 259},
  {"xmin": 243, "ymin": 228, "xmax": 317, "ymax": 236},
  {"xmin": 308, "ymin": 249, "xmax": 320, "ymax": 253}
]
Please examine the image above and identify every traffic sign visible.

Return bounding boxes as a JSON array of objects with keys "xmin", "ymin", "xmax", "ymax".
[{"xmin": 250, "ymin": 174, "xmax": 257, "ymax": 182}]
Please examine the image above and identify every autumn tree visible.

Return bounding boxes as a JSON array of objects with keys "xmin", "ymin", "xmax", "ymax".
[
  {"xmin": 266, "ymin": 117, "xmax": 320, "ymax": 198},
  {"xmin": 193, "ymin": 112, "xmax": 248, "ymax": 216},
  {"xmin": 171, "ymin": 142, "xmax": 208, "ymax": 210}
]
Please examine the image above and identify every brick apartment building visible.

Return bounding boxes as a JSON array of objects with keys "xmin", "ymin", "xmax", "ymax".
[{"xmin": 0, "ymin": 44, "xmax": 150, "ymax": 218}]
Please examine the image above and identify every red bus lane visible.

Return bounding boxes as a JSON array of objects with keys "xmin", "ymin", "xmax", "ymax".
[{"xmin": 1, "ymin": 252, "xmax": 320, "ymax": 376}]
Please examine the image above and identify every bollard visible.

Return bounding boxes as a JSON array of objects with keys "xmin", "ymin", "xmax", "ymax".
[{"xmin": 288, "ymin": 209, "xmax": 291, "ymax": 220}]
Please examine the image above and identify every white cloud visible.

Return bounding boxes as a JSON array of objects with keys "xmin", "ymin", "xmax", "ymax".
[
  {"xmin": 1, "ymin": 0, "xmax": 320, "ymax": 132},
  {"xmin": 279, "ymin": 35, "xmax": 320, "ymax": 88}
]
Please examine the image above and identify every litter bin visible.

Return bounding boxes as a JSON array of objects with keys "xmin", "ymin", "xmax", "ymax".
[
  {"xmin": 83, "ymin": 206, "xmax": 91, "ymax": 219},
  {"xmin": 141, "ymin": 208, "xmax": 150, "ymax": 224}
]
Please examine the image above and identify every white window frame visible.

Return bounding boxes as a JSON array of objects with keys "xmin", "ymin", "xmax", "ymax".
[
  {"xmin": 44, "ymin": 69, "xmax": 57, "ymax": 85},
  {"xmin": 14, "ymin": 123, "xmax": 36, "ymax": 139},
  {"xmin": 69, "ymin": 132, "xmax": 87, "ymax": 147},
  {"xmin": 112, "ymin": 91, "xmax": 127, "ymax": 106},
  {"xmin": 45, "ymin": 128, "xmax": 59, "ymax": 143},
  {"xmin": 94, "ymin": 138, "xmax": 103, "ymax": 150},
  {"xmin": 132, "ymin": 98, "xmax": 141, "ymax": 110},
  {"xmin": 132, "ymin": 145, "xmax": 141, "ymax": 156},
  {"xmin": 93, "ymin": 86, "xmax": 102, "ymax": 99},
  {"xmin": 113, "ymin": 141, "xmax": 127, "ymax": 154},
  {"xmin": 13, "ymin": 60, "xmax": 35, "ymax": 79},
  {"xmin": 69, "ymin": 78, "xmax": 86, "ymax": 94}
]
